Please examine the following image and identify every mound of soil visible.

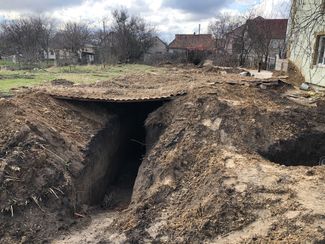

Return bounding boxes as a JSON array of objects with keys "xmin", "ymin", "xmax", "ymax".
[
  {"xmin": 105, "ymin": 84, "xmax": 325, "ymax": 243},
  {"xmin": 0, "ymin": 91, "xmax": 114, "ymax": 243},
  {"xmin": 287, "ymin": 61, "xmax": 305, "ymax": 86},
  {"xmin": 51, "ymin": 79, "xmax": 74, "ymax": 86}
]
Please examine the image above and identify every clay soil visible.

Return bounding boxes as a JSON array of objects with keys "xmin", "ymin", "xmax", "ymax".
[{"xmin": 0, "ymin": 66, "xmax": 325, "ymax": 243}]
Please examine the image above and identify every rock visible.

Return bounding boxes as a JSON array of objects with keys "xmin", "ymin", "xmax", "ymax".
[
  {"xmin": 240, "ymin": 71, "xmax": 252, "ymax": 77},
  {"xmin": 300, "ymin": 83, "xmax": 310, "ymax": 91},
  {"xmin": 203, "ymin": 59, "xmax": 213, "ymax": 67},
  {"xmin": 202, "ymin": 118, "xmax": 222, "ymax": 131},
  {"xmin": 220, "ymin": 71, "xmax": 228, "ymax": 75}
]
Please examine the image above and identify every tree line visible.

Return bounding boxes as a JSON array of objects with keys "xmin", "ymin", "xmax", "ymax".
[{"xmin": 0, "ymin": 9, "xmax": 156, "ymax": 67}]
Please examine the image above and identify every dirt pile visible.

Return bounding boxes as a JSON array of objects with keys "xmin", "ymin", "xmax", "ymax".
[
  {"xmin": 0, "ymin": 91, "xmax": 116, "ymax": 242},
  {"xmin": 1, "ymin": 68, "xmax": 325, "ymax": 243},
  {"xmin": 97, "ymin": 83, "xmax": 324, "ymax": 243}
]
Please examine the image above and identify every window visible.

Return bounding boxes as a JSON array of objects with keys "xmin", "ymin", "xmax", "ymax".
[{"xmin": 318, "ymin": 36, "xmax": 325, "ymax": 66}]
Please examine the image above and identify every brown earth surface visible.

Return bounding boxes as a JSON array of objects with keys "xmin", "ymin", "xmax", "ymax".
[{"xmin": 0, "ymin": 66, "xmax": 325, "ymax": 243}]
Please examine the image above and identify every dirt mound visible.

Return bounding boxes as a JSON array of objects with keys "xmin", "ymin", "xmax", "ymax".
[
  {"xmin": 107, "ymin": 85, "xmax": 325, "ymax": 243},
  {"xmin": 287, "ymin": 61, "xmax": 305, "ymax": 86},
  {"xmin": 0, "ymin": 91, "xmax": 114, "ymax": 243},
  {"xmin": 51, "ymin": 79, "xmax": 74, "ymax": 86},
  {"xmin": 202, "ymin": 64, "xmax": 245, "ymax": 74}
]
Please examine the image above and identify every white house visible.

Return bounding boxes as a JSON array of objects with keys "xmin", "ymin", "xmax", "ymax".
[
  {"xmin": 287, "ymin": 0, "xmax": 325, "ymax": 86},
  {"xmin": 44, "ymin": 44, "xmax": 95, "ymax": 65}
]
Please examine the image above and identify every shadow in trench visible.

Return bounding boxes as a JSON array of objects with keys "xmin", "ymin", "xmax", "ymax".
[
  {"xmin": 70, "ymin": 100, "xmax": 165, "ymax": 209},
  {"xmin": 259, "ymin": 133, "xmax": 325, "ymax": 167},
  {"xmin": 102, "ymin": 101, "xmax": 164, "ymax": 209}
]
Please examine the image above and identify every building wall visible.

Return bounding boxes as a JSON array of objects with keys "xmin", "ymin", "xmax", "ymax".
[
  {"xmin": 44, "ymin": 50, "xmax": 56, "ymax": 60},
  {"xmin": 275, "ymin": 55, "xmax": 289, "ymax": 72},
  {"xmin": 144, "ymin": 37, "xmax": 168, "ymax": 63},
  {"xmin": 168, "ymin": 49, "xmax": 187, "ymax": 54},
  {"xmin": 269, "ymin": 39, "xmax": 286, "ymax": 58},
  {"xmin": 288, "ymin": 0, "xmax": 325, "ymax": 86},
  {"xmin": 147, "ymin": 38, "xmax": 167, "ymax": 55},
  {"xmin": 225, "ymin": 26, "xmax": 286, "ymax": 69}
]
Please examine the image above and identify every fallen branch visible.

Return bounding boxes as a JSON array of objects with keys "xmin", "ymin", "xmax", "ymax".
[
  {"xmin": 31, "ymin": 196, "xmax": 45, "ymax": 212},
  {"xmin": 49, "ymin": 188, "xmax": 59, "ymax": 199},
  {"xmin": 53, "ymin": 186, "xmax": 64, "ymax": 195},
  {"xmin": 74, "ymin": 212, "xmax": 85, "ymax": 218}
]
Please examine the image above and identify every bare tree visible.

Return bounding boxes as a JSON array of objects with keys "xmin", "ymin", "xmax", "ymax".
[
  {"xmin": 93, "ymin": 18, "xmax": 117, "ymax": 65},
  {"xmin": 54, "ymin": 22, "xmax": 91, "ymax": 65},
  {"xmin": 111, "ymin": 9, "xmax": 155, "ymax": 63},
  {"xmin": 0, "ymin": 17, "xmax": 55, "ymax": 67},
  {"xmin": 246, "ymin": 18, "xmax": 275, "ymax": 69},
  {"xmin": 208, "ymin": 13, "xmax": 242, "ymax": 41},
  {"xmin": 208, "ymin": 11, "xmax": 263, "ymax": 66}
]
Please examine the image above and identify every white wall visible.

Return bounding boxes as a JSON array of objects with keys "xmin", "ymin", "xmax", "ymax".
[{"xmin": 288, "ymin": 0, "xmax": 325, "ymax": 86}]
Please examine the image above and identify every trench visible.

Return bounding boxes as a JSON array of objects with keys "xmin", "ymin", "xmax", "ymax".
[
  {"xmin": 75, "ymin": 101, "xmax": 165, "ymax": 209},
  {"xmin": 259, "ymin": 132, "xmax": 325, "ymax": 167}
]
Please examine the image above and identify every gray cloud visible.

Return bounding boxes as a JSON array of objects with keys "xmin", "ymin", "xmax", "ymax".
[
  {"xmin": 0, "ymin": 0, "xmax": 83, "ymax": 12},
  {"xmin": 162, "ymin": 0, "xmax": 230, "ymax": 15}
]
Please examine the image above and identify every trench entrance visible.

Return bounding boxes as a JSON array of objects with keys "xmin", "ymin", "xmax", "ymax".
[
  {"xmin": 75, "ymin": 100, "xmax": 165, "ymax": 210},
  {"xmin": 103, "ymin": 102, "xmax": 163, "ymax": 209},
  {"xmin": 259, "ymin": 133, "xmax": 325, "ymax": 167}
]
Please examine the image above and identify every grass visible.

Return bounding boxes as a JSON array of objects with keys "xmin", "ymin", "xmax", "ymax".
[{"xmin": 0, "ymin": 64, "xmax": 160, "ymax": 93}]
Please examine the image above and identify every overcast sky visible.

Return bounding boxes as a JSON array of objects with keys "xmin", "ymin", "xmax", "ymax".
[{"xmin": 0, "ymin": 0, "xmax": 290, "ymax": 42}]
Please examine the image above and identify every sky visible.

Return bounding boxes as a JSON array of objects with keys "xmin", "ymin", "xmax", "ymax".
[{"xmin": 0, "ymin": 0, "xmax": 291, "ymax": 42}]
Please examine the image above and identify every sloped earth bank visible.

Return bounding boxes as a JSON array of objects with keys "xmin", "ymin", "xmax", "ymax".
[
  {"xmin": 99, "ymin": 84, "xmax": 325, "ymax": 243},
  {"xmin": 1, "ymin": 78, "xmax": 325, "ymax": 243}
]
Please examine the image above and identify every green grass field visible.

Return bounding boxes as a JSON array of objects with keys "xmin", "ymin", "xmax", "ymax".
[{"xmin": 0, "ymin": 64, "xmax": 158, "ymax": 93}]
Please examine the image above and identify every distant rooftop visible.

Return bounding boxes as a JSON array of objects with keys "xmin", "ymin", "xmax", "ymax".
[{"xmin": 169, "ymin": 34, "xmax": 215, "ymax": 51}]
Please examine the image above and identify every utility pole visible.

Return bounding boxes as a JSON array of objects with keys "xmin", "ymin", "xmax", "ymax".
[{"xmin": 199, "ymin": 24, "xmax": 201, "ymax": 35}]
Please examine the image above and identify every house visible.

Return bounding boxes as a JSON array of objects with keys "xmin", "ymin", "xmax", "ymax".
[
  {"xmin": 44, "ymin": 50, "xmax": 56, "ymax": 61},
  {"xmin": 143, "ymin": 36, "xmax": 168, "ymax": 63},
  {"xmin": 168, "ymin": 34, "xmax": 215, "ymax": 54},
  {"xmin": 225, "ymin": 17, "xmax": 288, "ymax": 69},
  {"xmin": 168, "ymin": 34, "xmax": 215, "ymax": 64},
  {"xmin": 79, "ymin": 44, "xmax": 95, "ymax": 64},
  {"xmin": 287, "ymin": 0, "xmax": 325, "ymax": 86},
  {"xmin": 43, "ymin": 44, "xmax": 95, "ymax": 66}
]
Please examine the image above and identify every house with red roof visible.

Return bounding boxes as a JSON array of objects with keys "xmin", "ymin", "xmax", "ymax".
[
  {"xmin": 224, "ymin": 16, "xmax": 288, "ymax": 69},
  {"xmin": 168, "ymin": 34, "xmax": 215, "ymax": 64},
  {"xmin": 168, "ymin": 34, "xmax": 215, "ymax": 53}
]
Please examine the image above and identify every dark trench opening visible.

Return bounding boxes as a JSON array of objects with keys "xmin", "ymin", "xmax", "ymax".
[
  {"xmin": 73, "ymin": 100, "xmax": 165, "ymax": 209},
  {"xmin": 259, "ymin": 133, "xmax": 325, "ymax": 167},
  {"xmin": 102, "ymin": 101, "xmax": 164, "ymax": 209}
]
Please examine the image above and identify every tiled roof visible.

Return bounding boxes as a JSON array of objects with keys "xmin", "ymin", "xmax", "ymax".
[
  {"xmin": 226, "ymin": 17, "xmax": 288, "ymax": 40},
  {"xmin": 169, "ymin": 34, "xmax": 215, "ymax": 51},
  {"xmin": 247, "ymin": 17, "xmax": 288, "ymax": 40}
]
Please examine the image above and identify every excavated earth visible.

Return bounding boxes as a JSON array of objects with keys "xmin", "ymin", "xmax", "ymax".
[{"xmin": 0, "ymin": 67, "xmax": 325, "ymax": 243}]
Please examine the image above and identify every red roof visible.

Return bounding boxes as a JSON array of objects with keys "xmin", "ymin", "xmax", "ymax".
[
  {"xmin": 247, "ymin": 17, "xmax": 288, "ymax": 39},
  {"xmin": 169, "ymin": 34, "xmax": 215, "ymax": 51}
]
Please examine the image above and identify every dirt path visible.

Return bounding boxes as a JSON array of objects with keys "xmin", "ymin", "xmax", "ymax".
[{"xmin": 52, "ymin": 211, "xmax": 119, "ymax": 244}]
